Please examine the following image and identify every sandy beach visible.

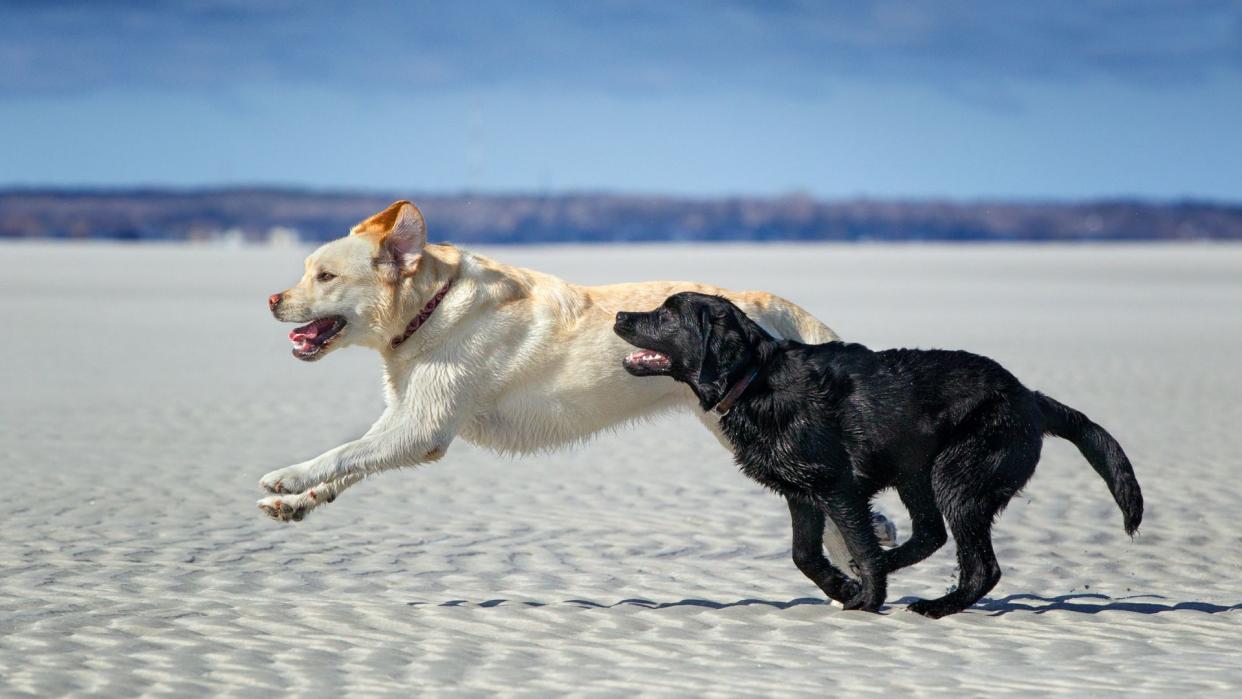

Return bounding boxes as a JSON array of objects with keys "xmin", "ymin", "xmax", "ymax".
[{"xmin": 2, "ymin": 241, "xmax": 1240, "ymax": 696}]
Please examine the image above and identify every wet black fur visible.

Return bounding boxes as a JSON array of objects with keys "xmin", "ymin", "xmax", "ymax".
[{"xmin": 614, "ymin": 292, "xmax": 1143, "ymax": 618}]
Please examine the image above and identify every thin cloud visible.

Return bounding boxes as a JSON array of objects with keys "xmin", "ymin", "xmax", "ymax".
[{"xmin": 1, "ymin": 0, "xmax": 1238, "ymax": 97}]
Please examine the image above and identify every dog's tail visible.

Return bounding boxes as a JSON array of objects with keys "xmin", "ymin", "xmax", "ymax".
[{"xmin": 1035, "ymin": 392, "xmax": 1143, "ymax": 536}]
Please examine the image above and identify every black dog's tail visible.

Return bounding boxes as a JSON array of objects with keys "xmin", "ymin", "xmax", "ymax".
[{"xmin": 1035, "ymin": 392, "xmax": 1143, "ymax": 536}]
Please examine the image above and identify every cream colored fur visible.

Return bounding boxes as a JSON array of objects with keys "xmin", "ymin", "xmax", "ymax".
[{"xmin": 259, "ymin": 201, "xmax": 878, "ymax": 570}]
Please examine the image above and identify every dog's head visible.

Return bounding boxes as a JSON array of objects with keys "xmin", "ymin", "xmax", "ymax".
[
  {"xmin": 613, "ymin": 292, "xmax": 773, "ymax": 410},
  {"xmin": 268, "ymin": 200, "xmax": 429, "ymax": 361}
]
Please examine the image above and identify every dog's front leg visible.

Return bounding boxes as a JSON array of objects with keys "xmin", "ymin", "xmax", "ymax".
[
  {"xmin": 816, "ymin": 488, "xmax": 888, "ymax": 612},
  {"xmin": 258, "ymin": 397, "xmax": 462, "ymax": 522},
  {"xmin": 259, "ymin": 405, "xmax": 406, "ymax": 495},
  {"xmin": 257, "ymin": 424, "xmax": 454, "ymax": 522},
  {"xmin": 787, "ymin": 497, "xmax": 860, "ymax": 605},
  {"xmin": 257, "ymin": 472, "xmax": 364, "ymax": 522}
]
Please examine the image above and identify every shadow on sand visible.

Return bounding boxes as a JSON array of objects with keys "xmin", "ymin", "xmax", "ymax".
[
  {"xmin": 409, "ymin": 593, "xmax": 1242, "ymax": 615},
  {"xmin": 962, "ymin": 592, "xmax": 1242, "ymax": 616}
]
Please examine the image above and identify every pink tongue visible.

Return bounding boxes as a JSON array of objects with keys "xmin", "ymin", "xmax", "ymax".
[{"xmin": 289, "ymin": 319, "xmax": 332, "ymax": 343}]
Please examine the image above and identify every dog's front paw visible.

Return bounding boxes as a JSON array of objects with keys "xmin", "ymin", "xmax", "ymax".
[
  {"xmin": 842, "ymin": 593, "xmax": 883, "ymax": 613},
  {"xmin": 260, "ymin": 465, "xmax": 313, "ymax": 495},
  {"xmin": 258, "ymin": 495, "xmax": 308, "ymax": 523},
  {"xmin": 827, "ymin": 577, "xmax": 862, "ymax": 605},
  {"xmin": 841, "ymin": 582, "xmax": 886, "ymax": 613}
]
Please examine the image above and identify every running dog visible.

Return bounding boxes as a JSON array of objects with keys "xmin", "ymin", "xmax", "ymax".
[
  {"xmin": 614, "ymin": 292, "xmax": 1142, "ymax": 617},
  {"xmin": 260, "ymin": 201, "xmax": 895, "ymax": 570}
]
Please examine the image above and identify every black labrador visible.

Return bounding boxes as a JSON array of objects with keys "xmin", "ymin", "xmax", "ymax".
[{"xmin": 613, "ymin": 292, "xmax": 1142, "ymax": 618}]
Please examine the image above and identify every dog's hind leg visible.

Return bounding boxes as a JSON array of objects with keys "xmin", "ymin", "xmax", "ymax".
[
  {"xmin": 787, "ymin": 497, "xmax": 860, "ymax": 605},
  {"xmin": 883, "ymin": 472, "xmax": 948, "ymax": 574},
  {"xmin": 907, "ymin": 420, "xmax": 1038, "ymax": 618},
  {"xmin": 907, "ymin": 505, "xmax": 1002, "ymax": 619},
  {"xmin": 258, "ymin": 473, "xmax": 364, "ymax": 522}
]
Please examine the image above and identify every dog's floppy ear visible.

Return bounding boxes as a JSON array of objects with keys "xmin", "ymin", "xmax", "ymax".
[
  {"xmin": 694, "ymin": 305, "xmax": 731, "ymax": 403},
  {"xmin": 352, "ymin": 200, "xmax": 427, "ymax": 281}
]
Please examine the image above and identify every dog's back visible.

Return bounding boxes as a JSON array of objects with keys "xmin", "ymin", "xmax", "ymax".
[{"xmin": 874, "ymin": 346, "xmax": 1031, "ymax": 412}]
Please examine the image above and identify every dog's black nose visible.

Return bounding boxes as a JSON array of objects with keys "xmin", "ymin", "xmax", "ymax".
[
  {"xmin": 268, "ymin": 293, "xmax": 283, "ymax": 311},
  {"xmin": 615, "ymin": 312, "xmax": 632, "ymax": 327}
]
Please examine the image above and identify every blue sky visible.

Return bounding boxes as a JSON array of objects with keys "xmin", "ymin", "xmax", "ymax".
[{"xmin": 2, "ymin": 1, "xmax": 1239, "ymax": 200}]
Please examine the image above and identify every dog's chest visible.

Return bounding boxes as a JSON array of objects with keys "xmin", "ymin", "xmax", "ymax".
[
  {"xmin": 738, "ymin": 454, "xmax": 791, "ymax": 492},
  {"xmin": 727, "ymin": 430, "xmax": 813, "ymax": 495},
  {"xmin": 720, "ymin": 400, "xmax": 858, "ymax": 495}
]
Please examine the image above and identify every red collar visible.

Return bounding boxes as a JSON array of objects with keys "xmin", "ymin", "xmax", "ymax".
[
  {"xmin": 710, "ymin": 368, "xmax": 760, "ymax": 417},
  {"xmin": 390, "ymin": 279, "xmax": 454, "ymax": 349}
]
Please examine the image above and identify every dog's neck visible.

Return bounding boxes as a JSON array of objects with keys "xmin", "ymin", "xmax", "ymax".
[
  {"xmin": 710, "ymin": 367, "xmax": 760, "ymax": 417},
  {"xmin": 389, "ymin": 277, "xmax": 454, "ymax": 349},
  {"xmin": 703, "ymin": 338, "xmax": 777, "ymax": 416},
  {"xmin": 385, "ymin": 247, "xmax": 461, "ymax": 350}
]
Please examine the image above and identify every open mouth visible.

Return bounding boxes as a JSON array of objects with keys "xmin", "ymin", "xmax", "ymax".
[
  {"xmin": 289, "ymin": 316, "xmax": 347, "ymax": 361},
  {"xmin": 623, "ymin": 349, "xmax": 671, "ymax": 375}
]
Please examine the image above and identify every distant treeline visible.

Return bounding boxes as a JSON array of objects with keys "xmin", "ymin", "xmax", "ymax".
[{"xmin": 2, "ymin": 188, "xmax": 1240, "ymax": 243}]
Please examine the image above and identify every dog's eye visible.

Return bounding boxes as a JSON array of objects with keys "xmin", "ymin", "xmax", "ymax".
[{"xmin": 315, "ymin": 271, "xmax": 337, "ymax": 283}]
